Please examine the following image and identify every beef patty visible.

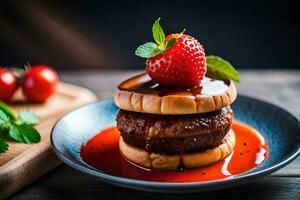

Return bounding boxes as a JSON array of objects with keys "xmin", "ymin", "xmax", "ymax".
[{"xmin": 116, "ymin": 107, "xmax": 233, "ymax": 154}]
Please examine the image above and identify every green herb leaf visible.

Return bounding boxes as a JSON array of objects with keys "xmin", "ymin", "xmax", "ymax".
[
  {"xmin": 135, "ymin": 42, "xmax": 161, "ymax": 58},
  {"xmin": 0, "ymin": 101, "xmax": 17, "ymax": 120},
  {"xmin": 0, "ymin": 138, "xmax": 8, "ymax": 153},
  {"xmin": 0, "ymin": 109, "xmax": 9, "ymax": 125},
  {"xmin": 8, "ymin": 123, "xmax": 41, "ymax": 144},
  {"xmin": 206, "ymin": 55, "xmax": 240, "ymax": 83},
  {"xmin": 0, "ymin": 103, "xmax": 41, "ymax": 153},
  {"xmin": 152, "ymin": 18, "xmax": 165, "ymax": 48},
  {"xmin": 18, "ymin": 109, "xmax": 40, "ymax": 125},
  {"xmin": 166, "ymin": 38, "xmax": 177, "ymax": 50}
]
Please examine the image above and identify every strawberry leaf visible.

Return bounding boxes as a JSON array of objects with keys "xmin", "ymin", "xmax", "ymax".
[
  {"xmin": 166, "ymin": 38, "xmax": 177, "ymax": 50},
  {"xmin": 152, "ymin": 18, "xmax": 165, "ymax": 49},
  {"xmin": 206, "ymin": 55, "xmax": 240, "ymax": 83},
  {"xmin": 135, "ymin": 42, "xmax": 161, "ymax": 58}
]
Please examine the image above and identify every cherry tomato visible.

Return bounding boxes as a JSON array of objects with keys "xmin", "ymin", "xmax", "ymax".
[
  {"xmin": 0, "ymin": 68, "xmax": 18, "ymax": 102},
  {"xmin": 22, "ymin": 65, "xmax": 59, "ymax": 103}
]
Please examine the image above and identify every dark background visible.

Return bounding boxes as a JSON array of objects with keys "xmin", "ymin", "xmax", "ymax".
[{"xmin": 0, "ymin": 0, "xmax": 299, "ymax": 70}]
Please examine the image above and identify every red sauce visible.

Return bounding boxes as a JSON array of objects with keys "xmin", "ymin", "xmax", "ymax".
[{"xmin": 80, "ymin": 122, "xmax": 268, "ymax": 183}]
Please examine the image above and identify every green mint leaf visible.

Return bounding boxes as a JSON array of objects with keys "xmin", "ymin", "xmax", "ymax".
[
  {"xmin": 8, "ymin": 123, "xmax": 41, "ymax": 144},
  {"xmin": 0, "ymin": 101, "xmax": 17, "ymax": 120},
  {"xmin": 206, "ymin": 55, "xmax": 240, "ymax": 83},
  {"xmin": 0, "ymin": 109, "xmax": 9, "ymax": 125},
  {"xmin": 135, "ymin": 42, "xmax": 161, "ymax": 58},
  {"xmin": 0, "ymin": 102, "xmax": 41, "ymax": 150},
  {"xmin": 0, "ymin": 138, "xmax": 9, "ymax": 153},
  {"xmin": 0, "ymin": 110, "xmax": 10, "ymax": 126},
  {"xmin": 166, "ymin": 38, "xmax": 177, "ymax": 50},
  {"xmin": 18, "ymin": 109, "xmax": 40, "ymax": 125},
  {"xmin": 152, "ymin": 18, "xmax": 165, "ymax": 48}
]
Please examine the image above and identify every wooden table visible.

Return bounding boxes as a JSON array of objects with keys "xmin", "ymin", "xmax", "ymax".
[{"xmin": 9, "ymin": 70, "xmax": 300, "ymax": 200}]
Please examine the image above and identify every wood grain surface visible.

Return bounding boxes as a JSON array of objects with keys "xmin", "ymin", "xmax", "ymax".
[
  {"xmin": 8, "ymin": 70, "xmax": 300, "ymax": 200},
  {"xmin": 0, "ymin": 82, "xmax": 97, "ymax": 200}
]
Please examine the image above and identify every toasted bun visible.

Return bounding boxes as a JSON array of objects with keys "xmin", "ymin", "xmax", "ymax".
[
  {"xmin": 114, "ymin": 73, "xmax": 237, "ymax": 115},
  {"xmin": 119, "ymin": 129, "xmax": 235, "ymax": 170}
]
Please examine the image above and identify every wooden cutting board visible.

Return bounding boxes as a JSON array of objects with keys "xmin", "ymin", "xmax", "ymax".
[{"xmin": 0, "ymin": 82, "xmax": 97, "ymax": 199}]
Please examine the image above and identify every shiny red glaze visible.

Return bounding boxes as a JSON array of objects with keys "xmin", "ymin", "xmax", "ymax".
[
  {"xmin": 80, "ymin": 121, "xmax": 268, "ymax": 183},
  {"xmin": 22, "ymin": 65, "xmax": 59, "ymax": 103},
  {"xmin": 0, "ymin": 68, "xmax": 18, "ymax": 102}
]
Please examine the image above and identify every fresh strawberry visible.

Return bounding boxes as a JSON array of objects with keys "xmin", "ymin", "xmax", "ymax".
[
  {"xmin": 146, "ymin": 34, "xmax": 206, "ymax": 88},
  {"xmin": 135, "ymin": 18, "xmax": 206, "ymax": 88}
]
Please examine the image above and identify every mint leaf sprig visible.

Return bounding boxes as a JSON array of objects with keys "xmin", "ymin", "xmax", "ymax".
[
  {"xmin": 206, "ymin": 55, "xmax": 240, "ymax": 83},
  {"xmin": 0, "ymin": 138, "xmax": 8, "ymax": 153},
  {"xmin": 135, "ymin": 18, "xmax": 177, "ymax": 58},
  {"xmin": 0, "ymin": 102, "xmax": 41, "ymax": 153}
]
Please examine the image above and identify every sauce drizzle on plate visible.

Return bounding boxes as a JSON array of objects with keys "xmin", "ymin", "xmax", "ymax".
[{"xmin": 80, "ymin": 121, "xmax": 268, "ymax": 183}]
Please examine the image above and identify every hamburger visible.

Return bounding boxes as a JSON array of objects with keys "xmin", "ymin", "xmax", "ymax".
[
  {"xmin": 114, "ymin": 74, "xmax": 237, "ymax": 170},
  {"xmin": 114, "ymin": 18, "xmax": 239, "ymax": 170}
]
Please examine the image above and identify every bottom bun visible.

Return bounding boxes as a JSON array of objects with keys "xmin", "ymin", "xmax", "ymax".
[{"xmin": 119, "ymin": 129, "xmax": 236, "ymax": 170}]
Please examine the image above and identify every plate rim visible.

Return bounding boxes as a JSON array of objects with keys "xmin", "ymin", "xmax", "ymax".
[{"xmin": 50, "ymin": 95, "xmax": 300, "ymax": 190}]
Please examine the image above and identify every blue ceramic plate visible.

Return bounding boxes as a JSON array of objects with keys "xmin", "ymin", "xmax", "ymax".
[{"xmin": 51, "ymin": 95, "xmax": 300, "ymax": 194}]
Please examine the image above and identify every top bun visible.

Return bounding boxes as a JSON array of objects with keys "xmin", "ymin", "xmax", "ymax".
[{"xmin": 114, "ymin": 73, "xmax": 237, "ymax": 115}]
